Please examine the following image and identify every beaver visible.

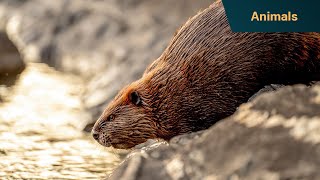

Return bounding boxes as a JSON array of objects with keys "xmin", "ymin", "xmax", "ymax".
[{"xmin": 92, "ymin": 0, "xmax": 320, "ymax": 149}]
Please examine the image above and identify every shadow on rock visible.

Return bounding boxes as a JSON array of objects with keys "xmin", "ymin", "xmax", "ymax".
[{"xmin": 0, "ymin": 32, "xmax": 25, "ymax": 86}]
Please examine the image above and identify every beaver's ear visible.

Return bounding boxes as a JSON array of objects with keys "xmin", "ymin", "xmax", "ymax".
[{"xmin": 129, "ymin": 91, "xmax": 142, "ymax": 106}]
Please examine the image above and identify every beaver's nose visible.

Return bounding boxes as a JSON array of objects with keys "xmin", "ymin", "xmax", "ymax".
[{"xmin": 92, "ymin": 131, "xmax": 99, "ymax": 141}]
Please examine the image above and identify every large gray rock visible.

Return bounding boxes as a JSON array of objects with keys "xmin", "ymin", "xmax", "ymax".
[
  {"xmin": 108, "ymin": 84, "xmax": 320, "ymax": 180},
  {"xmin": 0, "ymin": 0, "xmax": 213, "ymax": 127},
  {"xmin": 0, "ymin": 1, "xmax": 25, "ymax": 79}
]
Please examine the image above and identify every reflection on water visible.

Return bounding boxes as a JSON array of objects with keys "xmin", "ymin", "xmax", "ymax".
[{"xmin": 0, "ymin": 63, "xmax": 120, "ymax": 179}]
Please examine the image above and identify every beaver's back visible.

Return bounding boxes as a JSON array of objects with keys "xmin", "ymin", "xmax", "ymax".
[{"xmin": 142, "ymin": 1, "xmax": 320, "ymax": 132}]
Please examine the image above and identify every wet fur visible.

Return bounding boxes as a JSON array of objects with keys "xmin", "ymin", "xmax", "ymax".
[{"xmin": 93, "ymin": 1, "xmax": 320, "ymax": 149}]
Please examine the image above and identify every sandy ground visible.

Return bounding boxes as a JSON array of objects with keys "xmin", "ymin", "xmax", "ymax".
[{"xmin": 0, "ymin": 63, "xmax": 120, "ymax": 179}]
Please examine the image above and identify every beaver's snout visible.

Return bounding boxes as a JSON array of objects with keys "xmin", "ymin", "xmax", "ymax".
[{"xmin": 91, "ymin": 129, "xmax": 112, "ymax": 147}]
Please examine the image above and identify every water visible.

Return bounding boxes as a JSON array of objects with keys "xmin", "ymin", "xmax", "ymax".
[{"xmin": 0, "ymin": 63, "xmax": 121, "ymax": 179}]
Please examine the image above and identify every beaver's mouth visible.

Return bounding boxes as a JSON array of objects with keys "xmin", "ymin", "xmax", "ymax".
[
  {"xmin": 95, "ymin": 132, "xmax": 151, "ymax": 149},
  {"xmin": 97, "ymin": 139, "xmax": 111, "ymax": 147},
  {"xmin": 94, "ymin": 134, "xmax": 134, "ymax": 149},
  {"xmin": 94, "ymin": 134, "xmax": 112, "ymax": 147},
  {"xmin": 111, "ymin": 141, "xmax": 137, "ymax": 149},
  {"xmin": 111, "ymin": 143, "xmax": 131, "ymax": 149}
]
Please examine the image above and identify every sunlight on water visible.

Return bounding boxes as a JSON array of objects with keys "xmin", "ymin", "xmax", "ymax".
[{"xmin": 0, "ymin": 63, "xmax": 120, "ymax": 179}]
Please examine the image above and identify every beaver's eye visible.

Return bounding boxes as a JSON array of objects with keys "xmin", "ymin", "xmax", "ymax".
[
  {"xmin": 107, "ymin": 115, "xmax": 115, "ymax": 122},
  {"xmin": 129, "ymin": 91, "xmax": 142, "ymax": 106}
]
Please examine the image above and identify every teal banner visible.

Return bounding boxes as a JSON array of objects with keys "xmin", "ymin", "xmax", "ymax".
[{"xmin": 222, "ymin": 0, "xmax": 320, "ymax": 32}]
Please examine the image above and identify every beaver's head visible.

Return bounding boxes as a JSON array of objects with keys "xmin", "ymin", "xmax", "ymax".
[
  {"xmin": 91, "ymin": 62, "xmax": 184, "ymax": 149},
  {"xmin": 91, "ymin": 83, "xmax": 154, "ymax": 149}
]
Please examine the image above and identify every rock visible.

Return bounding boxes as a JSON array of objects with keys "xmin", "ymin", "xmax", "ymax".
[
  {"xmin": 108, "ymin": 84, "xmax": 320, "ymax": 180},
  {"xmin": 0, "ymin": 0, "xmax": 25, "ymax": 31},
  {"xmin": 3, "ymin": 0, "xmax": 212, "ymax": 76},
  {"xmin": 0, "ymin": 1, "xmax": 26, "ymax": 85},
  {"xmin": 248, "ymin": 84, "xmax": 285, "ymax": 102},
  {"xmin": 0, "ymin": 32, "xmax": 25, "ymax": 79}
]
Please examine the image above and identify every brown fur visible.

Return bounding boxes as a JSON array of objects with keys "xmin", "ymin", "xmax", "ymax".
[{"xmin": 92, "ymin": 1, "xmax": 320, "ymax": 149}]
